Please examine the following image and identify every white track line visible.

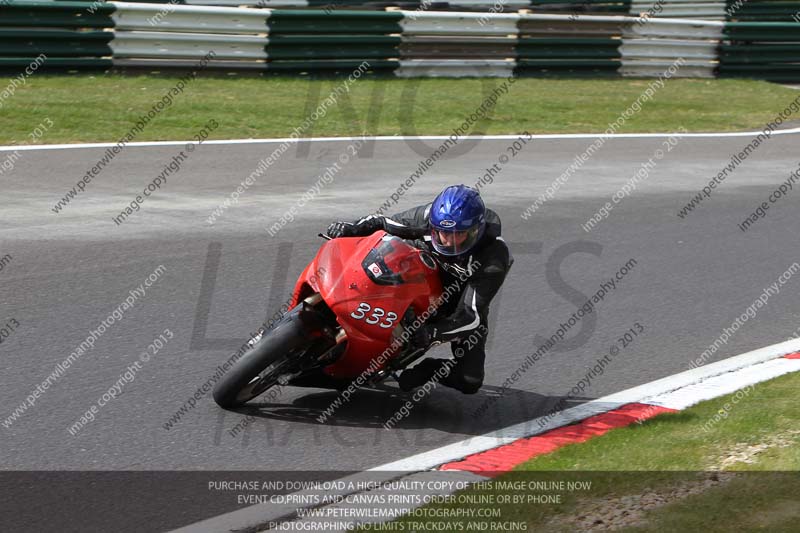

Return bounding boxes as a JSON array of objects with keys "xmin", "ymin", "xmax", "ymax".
[
  {"xmin": 173, "ymin": 337, "xmax": 800, "ymax": 533},
  {"xmin": 2, "ymin": 128, "xmax": 800, "ymax": 152},
  {"xmin": 646, "ymin": 356, "xmax": 800, "ymax": 410},
  {"xmin": 373, "ymin": 337, "xmax": 800, "ymax": 472}
]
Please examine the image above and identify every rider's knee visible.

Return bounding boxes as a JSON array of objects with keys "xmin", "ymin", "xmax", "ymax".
[{"xmin": 456, "ymin": 374, "xmax": 483, "ymax": 395}]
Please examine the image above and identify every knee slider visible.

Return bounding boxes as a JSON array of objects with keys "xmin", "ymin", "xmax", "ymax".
[{"xmin": 456, "ymin": 374, "xmax": 483, "ymax": 395}]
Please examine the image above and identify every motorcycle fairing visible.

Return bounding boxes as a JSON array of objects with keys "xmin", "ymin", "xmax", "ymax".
[{"xmin": 290, "ymin": 232, "xmax": 443, "ymax": 379}]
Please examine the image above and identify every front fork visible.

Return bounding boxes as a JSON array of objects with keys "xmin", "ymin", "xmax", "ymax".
[{"xmin": 274, "ymin": 294, "xmax": 340, "ymax": 385}]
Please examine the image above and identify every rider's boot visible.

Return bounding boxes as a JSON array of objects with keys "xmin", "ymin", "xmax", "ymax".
[{"xmin": 397, "ymin": 358, "xmax": 448, "ymax": 392}]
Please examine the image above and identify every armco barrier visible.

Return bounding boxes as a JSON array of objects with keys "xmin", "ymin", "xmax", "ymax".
[
  {"xmin": 719, "ymin": 21, "xmax": 800, "ymax": 82},
  {"xmin": 58, "ymin": 0, "xmax": 632, "ymax": 13},
  {"xmin": 0, "ymin": 1, "xmax": 114, "ymax": 70},
  {"xmin": 620, "ymin": 13, "xmax": 723, "ymax": 76},
  {"xmin": 112, "ymin": 2, "xmax": 270, "ymax": 32},
  {"xmin": 0, "ymin": 29, "xmax": 113, "ymax": 57},
  {"xmin": 630, "ymin": 0, "xmax": 728, "ymax": 21},
  {"xmin": 0, "ymin": 0, "xmax": 115, "ymax": 27},
  {"xmin": 627, "ymin": 0, "xmax": 800, "ymax": 21},
  {"xmin": 47, "ymin": 0, "xmax": 800, "ymax": 21},
  {"xmin": 106, "ymin": 8, "xmax": 724, "ymax": 77},
  {"xmin": 1, "ymin": 1, "xmax": 798, "ymax": 80},
  {"xmin": 108, "ymin": 2, "xmax": 403, "ymax": 71},
  {"xmin": 726, "ymin": 0, "xmax": 800, "ymax": 21},
  {"xmin": 266, "ymin": 9, "xmax": 404, "ymax": 33}
]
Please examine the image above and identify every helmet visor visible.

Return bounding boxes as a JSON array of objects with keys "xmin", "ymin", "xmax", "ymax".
[{"xmin": 430, "ymin": 226, "xmax": 481, "ymax": 256}]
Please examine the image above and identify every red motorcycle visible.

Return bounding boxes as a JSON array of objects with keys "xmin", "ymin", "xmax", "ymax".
[{"xmin": 212, "ymin": 231, "xmax": 443, "ymax": 408}]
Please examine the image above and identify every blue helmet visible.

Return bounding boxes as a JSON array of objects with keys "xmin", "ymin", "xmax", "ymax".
[{"xmin": 429, "ymin": 185, "xmax": 486, "ymax": 256}]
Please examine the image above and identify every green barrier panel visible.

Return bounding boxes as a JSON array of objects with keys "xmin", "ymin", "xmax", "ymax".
[
  {"xmin": 0, "ymin": 29, "xmax": 112, "ymax": 57},
  {"xmin": 722, "ymin": 20, "xmax": 800, "ymax": 78},
  {"xmin": 267, "ymin": 34, "xmax": 400, "ymax": 45},
  {"xmin": 719, "ymin": 64, "xmax": 800, "ymax": 71},
  {"xmin": 268, "ymin": 35, "xmax": 401, "ymax": 44},
  {"xmin": 718, "ymin": 63, "xmax": 800, "ymax": 82},
  {"xmin": 267, "ymin": 35, "xmax": 400, "ymax": 59},
  {"xmin": 721, "ymin": 54, "xmax": 800, "ymax": 62},
  {"xmin": 513, "ymin": 56, "xmax": 621, "ymax": 80},
  {"xmin": 730, "ymin": 1, "xmax": 800, "ymax": 11},
  {"xmin": 268, "ymin": 46, "xmax": 399, "ymax": 59},
  {"xmin": 736, "ymin": 8, "xmax": 800, "ymax": 14},
  {"xmin": 0, "ymin": 4, "xmax": 114, "ymax": 69},
  {"xmin": 0, "ymin": 1, "xmax": 116, "ymax": 28},
  {"xmin": 0, "ymin": 14, "xmax": 115, "ymax": 27},
  {"xmin": 267, "ymin": 10, "xmax": 404, "ymax": 34},
  {"xmin": 731, "ymin": 3, "xmax": 800, "ymax": 21},
  {"xmin": 517, "ymin": 38, "xmax": 621, "ymax": 59},
  {"xmin": 529, "ymin": 0, "xmax": 631, "ymax": 15},
  {"xmin": 723, "ymin": 31, "xmax": 800, "ymax": 40},
  {"xmin": 513, "ymin": 65, "xmax": 620, "ymax": 78},
  {"xmin": 720, "ymin": 43, "xmax": 800, "ymax": 63},
  {"xmin": 725, "ymin": 21, "xmax": 800, "ymax": 40},
  {"xmin": 733, "ymin": 16, "xmax": 800, "ymax": 21},
  {"xmin": 726, "ymin": 0, "xmax": 799, "ymax": 21},
  {"xmin": 4, "ymin": 0, "xmax": 115, "ymax": 12},
  {"xmin": 0, "ymin": 57, "xmax": 112, "ymax": 68},
  {"xmin": 516, "ymin": 58, "xmax": 620, "ymax": 66}
]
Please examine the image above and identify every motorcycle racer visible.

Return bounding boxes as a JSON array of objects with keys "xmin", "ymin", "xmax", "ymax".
[{"xmin": 326, "ymin": 185, "xmax": 513, "ymax": 394}]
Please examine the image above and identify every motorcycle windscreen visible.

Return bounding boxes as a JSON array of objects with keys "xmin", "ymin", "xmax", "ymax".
[{"xmin": 361, "ymin": 235, "xmax": 437, "ymax": 286}]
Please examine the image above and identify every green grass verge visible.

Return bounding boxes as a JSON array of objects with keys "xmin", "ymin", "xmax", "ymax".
[
  {"xmin": 621, "ymin": 474, "xmax": 800, "ymax": 532},
  {"xmin": 514, "ymin": 372, "xmax": 800, "ymax": 472},
  {"xmin": 3, "ymin": 76, "xmax": 799, "ymax": 145},
  {"xmin": 356, "ymin": 371, "xmax": 800, "ymax": 532}
]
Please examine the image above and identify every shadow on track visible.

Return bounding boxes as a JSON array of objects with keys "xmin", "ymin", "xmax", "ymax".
[{"xmin": 227, "ymin": 383, "xmax": 592, "ymax": 437}]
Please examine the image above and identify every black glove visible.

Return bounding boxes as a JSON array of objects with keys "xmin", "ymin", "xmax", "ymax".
[
  {"xmin": 326, "ymin": 221, "xmax": 357, "ymax": 239},
  {"xmin": 409, "ymin": 323, "xmax": 439, "ymax": 352}
]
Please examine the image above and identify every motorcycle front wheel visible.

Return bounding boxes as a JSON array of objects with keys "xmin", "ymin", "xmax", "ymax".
[{"xmin": 212, "ymin": 301, "xmax": 331, "ymax": 408}]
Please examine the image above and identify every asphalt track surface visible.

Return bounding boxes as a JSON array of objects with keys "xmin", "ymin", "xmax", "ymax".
[{"xmin": 2, "ymin": 129, "xmax": 800, "ymax": 530}]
